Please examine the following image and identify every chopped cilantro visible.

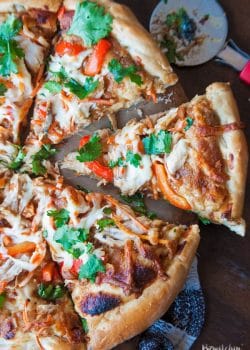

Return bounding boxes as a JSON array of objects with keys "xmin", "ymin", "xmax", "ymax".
[
  {"xmin": 31, "ymin": 144, "xmax": 57, "ymax": 176},
  {"xmin": 126, "ymin": 150, "xmax": 142, "ymax": 168},
  {"xmin": 97, "ymin": 218, "xmax": 115, "ymax": 231},
  {"xmin": 198, "ymin": 216, "xmax": 211, "ymax": 225},
  {"xmin": 44, "ymin": 81, "xmax": 62, "ymax": 94},
  {"xmin": 0, "ymin": 14, "xmax": 24, "ymax": 76},
  {"xmin": 103, "ymin": 207, "xmax": 112, "ymax": 215},
  {"xmin": 46, "ymin": 67, "xmax": 98, "ymax": 99},
  {"xmin": 65, "ymin": 77, "xmax": 99, "ymax": 99},
  {"xmin": 0, "ymin": 293, "xmax": 6, "ymax": 308},
  {"xmin": 81, "ymin": 318, "xmax": 88, "ymax": 333},
  {"xmin": 8, "ymin": 147, "xmax": 25, "ymax": 170},
  {"xmin": 68, "ymin": 1, "xmax": 113, "ymax": 46},
  {"xmin": 76, "ymin": 134, "xmax": 102, "ymax": 162},
  {"xmin": 47, "ymin": 209, "xmax": 70, "ymax": 228},
  {"xmin": 78, "ymin": 254, "xmax": 105, "ymax": 282},
  {"xmin": 160, "ymin": 37, "xmax": 184, "ymax": 64},
  {"xmin": 37, "ymin": 283, "xmax": 65, "ymax": 300},
  {"xmin": 54, "ymin": 225, "xmax": 89, "ymax": 253},
  {"xmin": 0, "ymin": 82, "xmax": 7, "ymax": 95},
  {"xmin": 108, "ymin": 157, "xmax": 125, "ymax": 168},
  {"xmin": 108, "ymin": 59, "xmax": 143, "ymax": 86},
  {"xmin": 184, "ymin": 117, "xmax": 194, "ymax": 131},
  {"xmin": 120, "ymin": 192, "xmax": 157, "ymax": 219},
  {"xmin": 143, "ymin": 130, "xmax": 172, "ymax": 155}
]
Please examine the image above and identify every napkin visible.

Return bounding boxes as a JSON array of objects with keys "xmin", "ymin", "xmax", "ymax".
[{"xmin": 138, "ymin": 257, "xmax": 205, "ymax": 350}]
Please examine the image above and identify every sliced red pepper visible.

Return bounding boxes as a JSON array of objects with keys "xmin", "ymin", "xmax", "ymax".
[
  {"xmin": 70, "ymin": 259, "xmax": 82, "ymax": 276},
  {"xmin": 78, "ymin": 135, "xmax": 113, "ymax": 182},
  {"xmin": 85, "ymin": 39, "xmax": 112, "ymax": 76},
  {"xmin": 55, "ymin": 41, "xmax": 85, "ymax": 56},
  {"xmin": 86, "ymin": 160, "xmax": 114, "ymax": 183},
  {"xmin": 79, "ymin": 135, "xmax": 91, "ymax": 149}
]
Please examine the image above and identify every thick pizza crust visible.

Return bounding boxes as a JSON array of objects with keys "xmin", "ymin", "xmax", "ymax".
[
  {"xmin": 84, "ymin": 225, "xmax": 199, "ymax": 350},
  {"xmin": 63, "ymin": 0, "xmax": 178, "ymax": 86},
  {"xmin": 206, "ymin": 82, "xmax": 248, "ymax": 236},
  {"xmin": 0, "ymin": 0, "xmax": 62, "ymax": 12}
]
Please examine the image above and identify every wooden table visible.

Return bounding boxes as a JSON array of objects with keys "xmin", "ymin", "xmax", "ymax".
[{"xmin": 120, "ymin": 1, "xmax": 250, "ymax": 348}]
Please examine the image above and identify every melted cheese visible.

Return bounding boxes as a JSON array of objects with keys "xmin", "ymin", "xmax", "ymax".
[{"xmin": 165, "ymin": 139, "xmax": 189, "ymax": 175}]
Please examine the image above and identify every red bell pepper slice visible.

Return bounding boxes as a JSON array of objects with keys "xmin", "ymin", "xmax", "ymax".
[{"xmin": 84, "ymin": 39, "xmax": 112, "ymax": 76}]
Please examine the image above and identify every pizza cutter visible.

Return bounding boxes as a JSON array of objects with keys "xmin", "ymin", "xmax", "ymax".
[{"xmin": 150, "ymin": 0, "xmax": 250, "ymax": 84}]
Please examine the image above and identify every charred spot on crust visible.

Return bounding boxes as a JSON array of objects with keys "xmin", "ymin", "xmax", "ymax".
[
  {"xmin": 133, "ymin": 264, "xmax": 157, "ymax": 289},
  {"xmin": 81, "ymin": 292, "xmax": 121, "ymax": 316}
]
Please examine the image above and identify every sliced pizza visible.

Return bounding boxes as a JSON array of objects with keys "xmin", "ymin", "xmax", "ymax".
[
  {"xmin": 35, "ymin": 177, "xmax": 199, "ymax": 350},
  {"xmin": 0, "ymin": 173, "xmax": 49, "ymax": 288},
  {"xmin": 0, "ymin": 0, "xmax": 61, "ymax": 143},
  {"xmin": 0, "ymin": 250, "xmax": 85, "ymax": 350},
  {"xmin": 62, "ymin": 82, "xmax": 248, "ymax": 235},
  {"xmin": 24, "ymin": 0, "xmax": 177, "ymax": 153}
]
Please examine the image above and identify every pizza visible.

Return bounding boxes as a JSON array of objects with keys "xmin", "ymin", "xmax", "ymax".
[
  {"xmin": 0, "ymin": 251, "xmax": 85, "ymax": 349},
  {"xmin": 0, "ymin": 0, "xmax": 61, "ymax": 144},
  {"xmin": 34, "ymin": 176, "xmax": 200, "ymax": 350},
  {"xmin": 0, "ymin": 0, "xmax": 247, "ymax": 349},
  {"xmin": 62, "ymin": 83, "xmax": 248, "ymax": 236}
]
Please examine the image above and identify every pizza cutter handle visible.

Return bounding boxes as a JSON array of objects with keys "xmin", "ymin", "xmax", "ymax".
[{"xmin": 239, "ymin": 61, "xmax": 250, "ymax": 85}]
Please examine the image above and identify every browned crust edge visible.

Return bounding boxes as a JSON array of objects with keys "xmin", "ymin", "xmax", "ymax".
[
  {"xmin": 63, "ymin": 0, "xmax": 178, "ymax": 86},
  {"xmin": 85, "ymin": 225, "xmax": 200, "ymax": 350},
  {"xmin": 206, "ymin": 82, "xmax": 248, "ymax": 236}
]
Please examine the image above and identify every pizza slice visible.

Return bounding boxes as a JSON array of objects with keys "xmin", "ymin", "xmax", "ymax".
[
  {"xmin": 0, "ymin": 0, "xmax": 61, "ymax": 143},
  {"xmin": 0, "ymin": 251, "xmax": 85, "ymax": 349},
  {"xmin": 62, "ymin": 82, "xmax": 248, "ymax": 235},
  {"xmin": 25, "ymin": 0, "xmax": 177, "ymax": 153},
  {"xmin": 0, "ymin": 173, "xmax": 49, "ymax": 288},
  {"xmin": 36, "ymin": 177, "xmax": 199, "ymax": 350}
]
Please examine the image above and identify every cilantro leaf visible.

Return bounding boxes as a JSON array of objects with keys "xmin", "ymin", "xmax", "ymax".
[
  {"xmin": 0, "ymin": 14, "xmax": 22, "ymax": 40},
  {"xmin": 47, "ymin": 209, "xmax": 70, "ymax": 228},
  {"xmin": 108, "ymin": 59, "xmax": 143, "ymax": 86},
  {"xmin": 78, "ymin": 254, "xmax": 105, "ymax": 282},
  {"xmin": 68, "ymin": 1, "xmax": 113, "ymax": 46},
  {"xmin": 142, "ymin": 130, "xmax": 172, "ymax": 155},
  {"xmin": 103, "ymin": 207, "xmax": 112, "ymax": 215},
  {"xmin": 160, "ymin": 37, "xmax": 184, "ymax": 64},
  {"xmin": 8, "ymin": 147, "xmax": 25, "ymax": 170},
  {"xmin": 50, "ymin": 66, "xmax": 68, "ymax": 81},
  {"xmin": 126, "ymin": 150, "xmax": 141, "ymax": 168},
  {"xmin": 32, "ymin": 144, "xmax": 57, "ymax": 176},
  {"xmin": 65, "ymin": 77, "xmax": 98, "ymax": 99},
  {"xmin": 81, "ymin": 318, "xmax": 88, "ymax": 333},
  {"xmin": 76, "ymin": 134, "xmax": 102, "ymax": 162},
  {"xmin": 108, "ymin": 157, "xmax": 125, "ymax": 168},
  {"xmin": 0, "ymin": 15, "xmax": 24, "ymax": 76},
  {"xmin": 54, "ymin": 225, "xmax": 89, "ymax": 252},
  {"xmin": 44, "ymin": 81, "xmax": 62, "ymax": 94},
  {"xmin": 198, "ymin": 216, "xmax": 211, "ymax": 225},
  {"xmin": 120, "ymin": 192, "xmax": 157, "ymax": 219},
  {"xmin": 0, "ymin": 82, "xmax": 7, "ymax": 95},
  {"xmin": 97, "ymin": 218, "xmax": 115, "ymax": 231},
  {"xmin": 184, "ymin": 117, "xmax": 194, "ymax": 131},
  {"xmin": 37, "ymin": 283, "xmax": 65, "ymax": 301},
  {"xmin": 0, "ymin": 293, "xmax": 6, "ymax": 308}
]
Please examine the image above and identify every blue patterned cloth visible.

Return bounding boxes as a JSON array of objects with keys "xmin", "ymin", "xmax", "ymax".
[{"xmin": 138, "ymin": 257, "xmax": 205, "ymax": 350}]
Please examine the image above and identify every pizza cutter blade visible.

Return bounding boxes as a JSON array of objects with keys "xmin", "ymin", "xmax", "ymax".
[{"xmin": 150, "ymin": 0, "xmax": 250, "ymax": 84}]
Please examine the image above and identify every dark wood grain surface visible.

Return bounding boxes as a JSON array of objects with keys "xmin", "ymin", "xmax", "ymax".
[{"xmin": 119, "ymin": 1, "xmax": 250, "ymax": 348}]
